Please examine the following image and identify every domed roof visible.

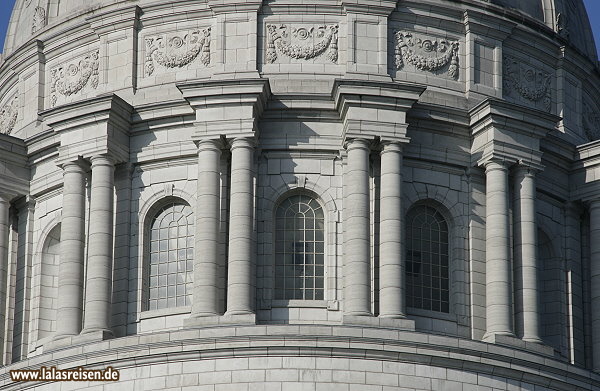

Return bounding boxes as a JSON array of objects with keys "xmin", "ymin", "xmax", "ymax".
[{"xmin": 2, "ymin": 0, "xmax": 598, "ymax": 61}]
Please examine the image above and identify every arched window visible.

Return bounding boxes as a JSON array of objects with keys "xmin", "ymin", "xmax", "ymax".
[
  {"xmin": 147, "ymin": 201, "xmax": 194, "ymax": 310},
  {"xmin": 406, "ymin": 205, "xmax": 449, "ymax": 313},
  {"xmin": 39, "ymin": 224, "xmax": 60, "ymax": 339},
  {"xmin": 274, "ymin": 194, "xmax": 325, "ymax": 300}
]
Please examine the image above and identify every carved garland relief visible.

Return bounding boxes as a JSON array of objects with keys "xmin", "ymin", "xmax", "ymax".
[
  {"xmin": 394, "ymin": 31, "xmax": 459, "ymax": 79},
  {"xmin": 266, "ymin": 24, "xmax": 339, "ymax": 63},
  {"xmin": 144, "ymin": 28, "xmax": 211, "ymax": 76},
  {"xmin": 583, "ymin": 102, "xmax": 600, "ymax": 141},
  {"xmin": 502, "ymin": 55, "xmax": 552, "ymax": 112},
  {"xmin": 0, "ymin": 95, "xmax": 19, "ymax": 135},
  {"xmin": 32, "ymin": 6, "xmax": 46, "ymax": 34},
  {"xmin": 50, "ymin": 50, "xmax": 100, "ymax": 107}
]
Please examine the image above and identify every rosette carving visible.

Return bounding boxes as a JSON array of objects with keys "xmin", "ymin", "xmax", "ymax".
[
  {"xmin": 503, "ymin": 55, "xmax": 551, "ymax": 112},
  {"xmin": 394, "ymin": 31, "xmax": 459, "ymax": 79},
  {"xmin": 144, "ymin": 28, "xmax": 211, "ymax": 76},
  {"xmin": 32, "ymin": 6, "xmax": 46, "ymax": 34},
  {"xmin": 266, "ymin": 24, "xmax": 338, "ymax": 63},
  {"xmin": 50, "ymin": 50, "xmax": 100, "ymax": 107},
  {"xmin": 0, "ymin": 95, "xmax": 18, "ymax": 135},
  {"xmin": 583, "ymin": 102, "xmax": 600, "ymax": 140}
]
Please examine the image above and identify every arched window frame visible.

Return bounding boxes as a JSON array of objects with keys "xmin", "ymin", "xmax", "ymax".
[
  {"xmin": 141, "ymin": 196, "xmax": 194, "ymax": 313},
  {"xmin": 272, "ymin": 191, "xmax": 328, "ymax": 303},
  {"xmin": 405, "ymin": 202, "xmax": 453, "ymax": 315}
]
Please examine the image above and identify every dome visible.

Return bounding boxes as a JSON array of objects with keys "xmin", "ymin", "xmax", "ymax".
[{"xmin": 1, "ymin": 0, "xmax": 600, "ymax": 390}]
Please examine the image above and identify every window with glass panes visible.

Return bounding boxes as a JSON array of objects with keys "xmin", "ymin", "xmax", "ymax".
[
  {"xmin": 406, "ymin": 205, "xmax": 449, "ymax": 313},
  {"xmin": 274, "ymin": 195, "xmax": 325, "ymax": 300},
  {"xmin": 147, "ymin": 202, "xmax": 194, "ymax": 310}
]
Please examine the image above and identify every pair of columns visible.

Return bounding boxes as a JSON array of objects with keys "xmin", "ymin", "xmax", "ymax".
[
  {"xmin": 193, "ymin": 137, "xmax": 255, "ymax": 317},
  {"xmin": 55, "ymin": 156, "xmax": 115, "ymax": 338},
  {"xmin": 344, "ymin": 138, "xmax": 406, "ymax": 318},
  {"xmin": 484, "ymin": 160, "xmax": 541, "ymax": 342}
]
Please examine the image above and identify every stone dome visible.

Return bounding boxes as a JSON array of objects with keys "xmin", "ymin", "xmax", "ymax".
[
  {"xmin": 1, "ymin": 0, "xmax": 600, "ymax": 390},
  {"xmin": 3, "ymin": 0, "xmax": 598, "ymax": 61}
]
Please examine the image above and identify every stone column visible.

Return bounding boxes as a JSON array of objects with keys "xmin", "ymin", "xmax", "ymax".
[
  {"xmin": 0, "ymin": 195, "xmax": 10, "ymax": 360},
  {"xmin": 225, "ymin": 137, "xmax": 255, "ymax": 316},
  {"xmin": 192, "ymin": 140, "xmax": 222, "ymax": 317},
  {"xmin": 379, "ymin": 142, "xmax": 405, "ymax": 318},
  {"xmin": 343, "ymin": 138, "xmax": 371, "ymax": 316},
  {"xmin": 56, "ymin": 161, "xmax": 87, "ymax": 337},
  {"xmin": 589, "ymin": 200, "xmax": 600, "ymax": 371},
  {"xmin": 513, "ymin": 166, "xmax": 542, "ymax": 343},
  {"xmin": 484, "ymin": 160, "xmax": 514, "ymax": 339},
  {"xmin": 82, "ymin": 156, "xmax": 115, "ymax": 335}
]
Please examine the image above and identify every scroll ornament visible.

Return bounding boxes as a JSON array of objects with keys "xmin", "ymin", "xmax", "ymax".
[
  {"xmin": 266, "ymin": 24, "xmax": 339, "ymax": 63},
  {"xmin": 503, "ymin": 55, "xmax": 551, "ymax": 112},
  {"xmin": 50, "ymin": 50, "xmax": 100, "ymax": 107},
  {"xmin": 145, "ymin": 28, "xmax": 211, "ymax": 76},
  {"xmin": 394, "ymin": 31, "xmax": 459, "ymax": 79},
  {"xmin": 32, "ymin": 6, "xmax": 46, "ymax": 34},
  {"xmin": 0, "ymin": 95, "xmax": 18, "ymax": 135},
  {"xmin": 583, "ymin": 102, "xmax": 600, "ymax": 140}
]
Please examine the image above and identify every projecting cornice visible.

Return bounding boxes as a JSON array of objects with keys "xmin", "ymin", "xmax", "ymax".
[
  {"xmin": 332, "ymin": 79, "xmax": 425, "ymax": 146},
  {"xmin": 0, "ymin": 134, "xmax": 29, "ymax": 200},
  {"xmin": 177, "ymin": 78, "xmax": 271, "ymax": 142},
  {"xmin": 469, "ymin": 98, "xmax": 561, "ymax": 170},
  {"xmin": 40, "ymin": 93, "xmax": 133, "ymax": 165}
]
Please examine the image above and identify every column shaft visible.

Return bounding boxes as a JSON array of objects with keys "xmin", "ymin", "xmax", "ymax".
[
  {"xmin": 379, "ymin": 142, "xmax": 405, "ymax": 318},
  {"xmin": 83, "ymin": 156, "xmax": 115, "ymax": 334},
  {"xmin": 0, "ymin": 196, "xmax": 9, "ymax": 361},
  {"xmin": 513, "ymin": 167, "xmax": 542, "ymax": 343},
  {"xmin": 56, "ymin": 162, "xmax": 87, "ymax": 337},
  {"xmin": 484, "ymin": 161, "xmax": 514, "ymax": 338},
  {"xmin": 225, "ymin": 138, "xmax": 255, "ymax": 315},
  {"xmin": 590, "ymin": 200, "xmax": 600, "ymax": 371},
  {"xmin": 343, "ymin": 138, "xmax": 371, "ymax": 316},
  {"xmin": 193, "ymin": 140, "xmax": 222, "ymax": 316}
]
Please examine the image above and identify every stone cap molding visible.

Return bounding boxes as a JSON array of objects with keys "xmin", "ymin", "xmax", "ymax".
[
  {"xmin": 333, "ymin": 79, "xmax": 426, "ymax": 146},
  {"xmin": 0, "ymin": 134, "xmax": 29, "ymax": 200},
  {"xmin": 339, "ymin": 0, "xmax": 397, "ymax": 16},
  {"xmin": 178, "ymin": 78, "xmax": 271, "ymax": 142},
  {"xmin": 39, "ymin": 93, "xmax": 133, "ymax": 165},
  {"xmin": 470, "ymin": 98, "xmax": 561, "ymax": 169},
  {"xmin": 569, "ymin": 139, "xmax": 600, "ymax": 201}
]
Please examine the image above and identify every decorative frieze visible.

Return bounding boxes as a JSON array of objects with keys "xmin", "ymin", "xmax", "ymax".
[
  {"xmin": 0, "ymin": 95, "xmax": 18, "ymax": 135},
  {"xmin": 583, "ymin": 102, "xmax": 600, "ymax": 140},
  {"xmin": 31, "ymin": 6, "xmax": 46, "ymax": 34},
  {"xmin": 50, "ymin": 50, "xmax": 100, "ymax": 107},
  {"xmin": 265, "ymin": 24, "xmax": 339, "ymax": 63},
  {"xmin": 144, "ymin": 28, "xmax": 211, "ymax": 77},
  {"xmin": 394, "ymin": 31, "xmax": 459, "ymax": 79},
  {"xmin": 503, "ymin": 55, "xmax": 551, "ymax": 112}
]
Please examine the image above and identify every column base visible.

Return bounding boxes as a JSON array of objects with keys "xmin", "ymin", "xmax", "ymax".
[
  {"xmin": 343, "ymin": 315, "xmax": 415, "ymax": 330},
  {"xmin": 45, "ymin": 330, "xmax": 113, "ymax": 351},
  {"xmin": 184, "ymin": 313, "xmax": 256, "ymax": 327},
  {"xmin": 483, "ymin": 333, "xmax": 554, "ymax": 356}
]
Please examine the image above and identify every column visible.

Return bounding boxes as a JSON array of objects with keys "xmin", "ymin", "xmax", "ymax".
[
  {"xmin": 192, "ymin": 140, "xmax": 222, "ymax": 316},
  {"xmin": 82, "ymin": 156, "xmax": 115, "ymax": 335},
  {"xmin": 0, "ymin": 195, "xmax": 10, "ymax": 361},
  {"xmin": 565, "ymin": 202, "xmax": 585, "ymax": 366},
  {"xmin": 379, "ymin": 142, "xmax": 405, "ymax": 318},
  {"xmin": 343, "ymin": 138, "xmax": 371, "ymax": 316},
  {"xmin": 484, "ymin": 160, "xmax": 514, "ymax": 339},
  {"xmin": 513, "ymin": 166, "xmax": 542, "ymax": 343},
  {"xmin": 56, "ymin": 161, "xmax": 87, "ymax": 337},
  {"xmin": 589, "ymin": 200, "xmax": 600, "ymax": 371},
  {"xmin": 225, "ymin": 137, "xmax": 255, "ymax": 316}
]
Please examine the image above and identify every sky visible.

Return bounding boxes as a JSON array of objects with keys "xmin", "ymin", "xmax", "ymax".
[{"xmin": 0, "ymin": 0, "xmax": 598, "ymax": 56}]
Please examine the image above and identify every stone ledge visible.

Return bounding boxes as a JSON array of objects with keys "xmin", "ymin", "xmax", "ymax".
[
  {"xmin": 184, "ymin": 313, "xmax": 257, "ymax": 327},
  {"xmin": 342, "ymin": 315, "xmax": 416, "ymax": 330},
  {"xmin": 482, "ymin": 333, "xmax": 554, "ymax": 357},
  {"xmin": 44, "ymin": 329, "xmax": 113, "ymax": 352}
]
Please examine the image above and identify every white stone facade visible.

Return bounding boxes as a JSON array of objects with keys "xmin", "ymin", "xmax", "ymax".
[{"xmin": 0, "ymin": 0, "xmax": 599, "ymax": 390}]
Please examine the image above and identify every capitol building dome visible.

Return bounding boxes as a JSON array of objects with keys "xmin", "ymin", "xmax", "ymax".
[{"xmin": 0, "ymin": 0, "xmax": 599, "ymax": 389}]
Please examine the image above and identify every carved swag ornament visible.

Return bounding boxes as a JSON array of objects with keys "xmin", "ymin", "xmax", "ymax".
[
  {"xmin": 266, "ymin": 24, "xmax": 339, "ymax": 63},
  {"xmin": 50, "ymin": 50, "xmax": 99, "ymax": 107},
  {"xmin": 0, "ymin": 95, "xmax": 18, "ymax": 135},
  {"xmin": 583, "ymin": 102, "xmax": 600, "ymax": 141},
  {"xmin": 503, "ymin": 55, "xmax": 551, "ymax": 112},
  {"xmin": 394, "ymin": 31, "xmax": 459, "ymax": 79},
  {"xmin": 144, "ymin": 28, "xmax": 211, "ymax": 76}
]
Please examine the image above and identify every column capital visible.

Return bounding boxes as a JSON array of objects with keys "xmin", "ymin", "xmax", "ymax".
[
  {"xmin": 89, "ymin": 155, "xmax": 116, "ymax": 168},
  {"xmin": 196, "ymin": 138, "xmax": 224, "ymax": 153},
  {"xmin": 59, "ymin": 158, "xmax": 90, "ymax": 174},
  {"xmin": 588, "ymin": 199, "xmax": 600, "ymax": 210},
  {"xmin": 483, "ymin": 159, "xmax": 509, "ymax": 173},
  {"xmin": 229, "ymin": 137, "xmax": 256, "ymax": 151},
  {"xmin": 344, "ymin": 138, "xmax": 371, "ymax": 151},
  {"xmin": 379, "ymin": 141, "xmax": 404, "ymax": 155}
]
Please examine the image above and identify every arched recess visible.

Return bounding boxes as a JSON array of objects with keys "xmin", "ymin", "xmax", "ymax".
[{"xmin": 38, "ymin": 224, "xmax": 60, "ymax": 339}]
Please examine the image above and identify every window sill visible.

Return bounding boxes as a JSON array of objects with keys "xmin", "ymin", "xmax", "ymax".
[
  {"xmin": 271, "ymin": 300, "xmax": 328, "ymax": 308},
  {"xmin": 139, "ymin": 306, "xmax": 191, "ymax": 320},
  {"xmin": 407, "ymin": 307, "xmax": 457, "ymax": 323}
]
